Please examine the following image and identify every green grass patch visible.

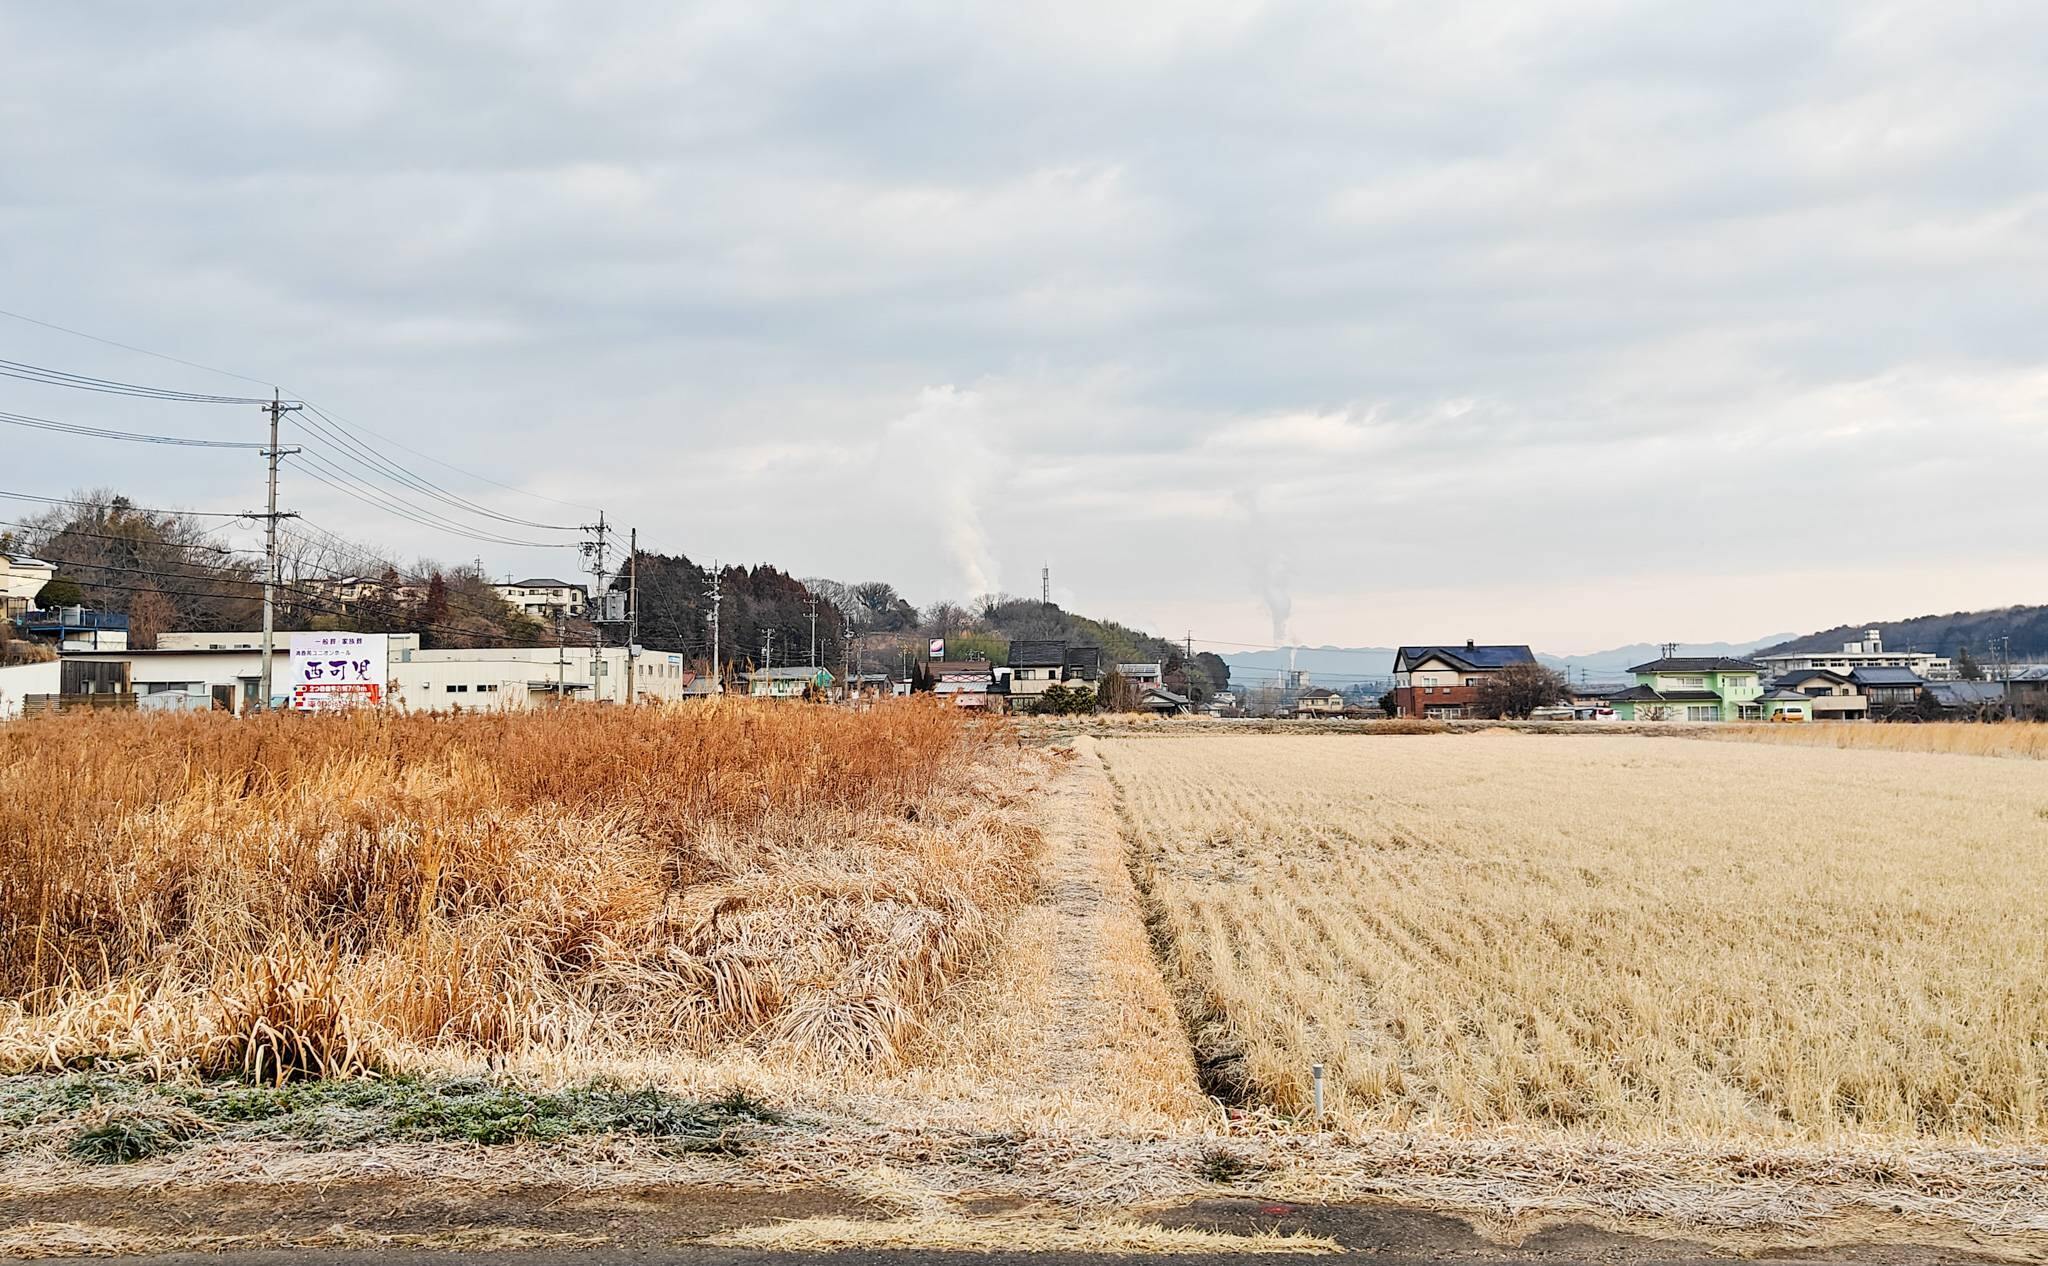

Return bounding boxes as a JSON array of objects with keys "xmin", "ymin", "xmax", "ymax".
[
  {"xmin": 2, "ymin": 1072, "xmax": 788, "ymax": 1158},
  {"xmin": 68, "ymin": 1108, "xmax": 202, "ymax": 1164}
]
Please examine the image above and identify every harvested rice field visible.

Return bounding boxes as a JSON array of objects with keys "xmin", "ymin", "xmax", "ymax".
[
  {"xmin": 1096, "ymin": 732, "xmax": 2048, "ymax": 1143},
  {"xmin": 7, "ymin": 713, "xmax": 2048, "ymax": 1259}
]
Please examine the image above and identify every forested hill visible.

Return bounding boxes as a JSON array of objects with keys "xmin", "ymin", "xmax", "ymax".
[{"xmin": 1756, "ymin": 605, "xmax": 2048, "ymax": 661}]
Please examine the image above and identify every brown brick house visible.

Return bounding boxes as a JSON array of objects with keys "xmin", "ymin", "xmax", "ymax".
[{"xmin": 1391, "ymin": 641, "xmax": 1538, "ymax": 719}]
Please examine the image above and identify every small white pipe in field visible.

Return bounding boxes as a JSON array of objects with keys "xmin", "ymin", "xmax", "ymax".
[{"xmin": 1311, "ymin": 1062, "xmax": 1325, "ymax": 1120}]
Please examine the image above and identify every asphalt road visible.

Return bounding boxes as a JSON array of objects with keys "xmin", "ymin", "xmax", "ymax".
[{"xmin": 24, "ymin": 1197, "xmax": 1996, "ymax": 1266}]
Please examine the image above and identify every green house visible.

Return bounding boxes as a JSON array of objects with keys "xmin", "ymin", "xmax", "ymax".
[
  {"xmin": 1611, "ymin": 657, "xmax": 1764, "ymax": 722},
  {"xmin": 1755, "ymin": 687, "xmax": 1813, "ymax": 721}
]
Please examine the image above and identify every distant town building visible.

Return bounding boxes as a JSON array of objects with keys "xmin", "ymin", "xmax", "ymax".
[
  {"xmin": 1390, "ymin": 641, "xmax": 1539, "ymax": 719},
  {"xmin": 1756, "ymin": 630, "xmax": 1952, "ymax": 682},
  {"xmin": 1117, "ymin": 662, "xmax": 1164, "ymax": 687},
  {"xmin": 1292, "ymin": 686, "xmax": 1346, "ymax": 717},
  {"xmin": 925, "ymin": 660, "xmax": 996, "ymax": 708},
  {"xmin": 1137, "ymin": 686, "xmax": 1192, "ymax": 715},
  {"xmin": 745, "ymin": 666, "xmax": 833, "ymax": 698}
]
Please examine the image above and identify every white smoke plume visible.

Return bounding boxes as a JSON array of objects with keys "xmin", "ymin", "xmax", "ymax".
[
  {"xmin": 1236, "ymin": 487, "xmax": 1293, "ymax": 652},
  {"xmin": 883, "ymin": 386, "xmax": 1000, "ymax": 599}
]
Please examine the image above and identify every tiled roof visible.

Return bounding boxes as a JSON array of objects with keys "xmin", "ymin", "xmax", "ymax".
[
  {"xmin": 1007, "ymin": 639, "xmax": 1069, "ymax": 667},
  {"xmin": 1612, "ymin": 685, "xmax": 1723, "ymax": 703},
  {"xmin": 1848, "ymin": 666, "xmax": 1924, "ymax": 686},
  {"xmin": 1395, "ymin": 644, "xmax": 1537, "ymax": 672},
  {"xmin": 1627, "ymin": 657, "xmax": 1763, "ymax": 673}
]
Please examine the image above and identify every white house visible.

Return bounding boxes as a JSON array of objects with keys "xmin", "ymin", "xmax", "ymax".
[
  {"xmin": 1, "ymin": 554, "xmax": 55, "ymax": 618},
  {"xmin": 492, "ymin": 578, "xmax": 588, "ymax": 621}
]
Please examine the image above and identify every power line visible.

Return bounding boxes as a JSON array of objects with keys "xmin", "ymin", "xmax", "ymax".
[
  {"xmin": 0, "ymin": 357, "xmax": 269, "ymax": 405},
  {"xmin": 0, "ymin": 407, "xmax": 266, "ymax": 449},
  {"xmin": 285, "ymin": 450, "xmax": 575, "ymax": 549},
  {"xmin": 1, "ymin": 517, "xmax": 259, "ymax": 559},
  {"xmin": 0, "ymin": 308, "xmax": 275, "ymax": 389},
  {"xmin": 288, "ymin": 399, "xmax": 600, "ymax": 516},
  {"xmin": 292, "ymin": 402, "xmax": 582, "ymax": 532},
  {"xmin": 0, "ymin": 488, "xmax": 253, "ymax": 519},
  {"xmin": 0, "ymin": 305, "xmax": 601, "ymax": 517}
]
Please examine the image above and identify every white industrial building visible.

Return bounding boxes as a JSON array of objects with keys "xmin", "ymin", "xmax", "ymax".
[
  {"xmin": 60, "ymin": 632, "xmax": 699, "ymax": 712},
  {"xmin": 1755, "ymin": 630, "xmax": 1954, "ymax": 682}
]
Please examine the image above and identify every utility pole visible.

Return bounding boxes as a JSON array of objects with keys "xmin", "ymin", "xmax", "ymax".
[
  {"xmin": 845, "ymin": 626, "xmax": 856, "ymax": 701},
  {"xmin": 555, "ymin": 610, "xmax": 567, "ymax": 702},
  {"xmin": 807, "ymin": 594, "xmax": 819, "ymax": 669},
  {"xmin": 1041, "ymin": 563, "xmax": 1050, "ymax": 605},
  {"xmin": 762, "ymin": 629, "xmax": 773, "ymax": 672},
  {"xmin": 626, "ymin": 527, "xmax": 639, "ymax": 704},
  {"xmin": 256, "ymin": 390, "xmax": 301, "ymax": 712},
  {"xmin": 580, "ymin": 512, "xmax": 609, "ymax": 701},
  {"xmin": 706, "ymin": 560, "xmax": 722, "ymax": 694}
]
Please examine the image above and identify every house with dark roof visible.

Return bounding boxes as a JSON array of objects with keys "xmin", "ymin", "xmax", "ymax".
[
  {"xmin": 1136, "ymin": 685, "xmax": 1191, "ymax": 716},
  {"xmin": 1390, "ymin": 641, "xmax": 1538, "ymax": 719},
  {"xmin": 1925, "ymin": 680, "xmax": 2007, "ymax": 719},
  {"xmin": 1004, "ymin": 640, "xmax": 1102, "ymax": 705},
  {"xmin": 1292, "ymin": 685, "xmax": 1346, "ymax": 718},
  {"xmin": 1611, "ymin": 656, "xmax": 1764, "ymax": 722},
  {"xmin": 1772, "ymin": 668, "xmax": 1868, "ymax": 721},
  {"xmin": 1848, "ymin": 665, "xmax": 1926, "ymax": 714}
]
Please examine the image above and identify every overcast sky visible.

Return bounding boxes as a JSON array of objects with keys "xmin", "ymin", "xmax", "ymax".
[{"xmin": 3, "ymin": 2, "xmax": 2043, "ymax": 654}]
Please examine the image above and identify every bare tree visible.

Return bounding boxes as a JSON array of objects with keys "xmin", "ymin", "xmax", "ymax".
[{"xmin": 1474, "ymin": 663, "xmax": 1568, "ymax": 719}]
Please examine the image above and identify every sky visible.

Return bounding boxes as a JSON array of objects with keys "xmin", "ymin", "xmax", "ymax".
[{"xmin": 2, "ymin": 1, "xmax": 2044, "ymax": 655}]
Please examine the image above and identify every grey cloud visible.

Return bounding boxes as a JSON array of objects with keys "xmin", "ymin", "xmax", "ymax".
[{"xmin": 3, "ymin": 1, "xmax": 2044, "ymax": 642}]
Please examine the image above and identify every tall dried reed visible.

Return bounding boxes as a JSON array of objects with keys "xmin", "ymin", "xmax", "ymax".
[
  {"xmin": 1713, "ymin": 720, "xmax": 2048, "ymax": 760},
  {"xmin": 0, "ymin": 699, "xmax": 1039, "ymax": 1079}
]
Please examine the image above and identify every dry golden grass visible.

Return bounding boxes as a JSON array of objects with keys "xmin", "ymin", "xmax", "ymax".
[
  {"xmin": 0, "ymin": 699, "xmax": 1039, "ymax": 1077},
  {"xmin": 1715, "ymin": 720, "xmax": 2048, "ymax": 760},
  {"xmin": 1100, "ymin": 733, "xmax": 2048, "ymax": 1143}
]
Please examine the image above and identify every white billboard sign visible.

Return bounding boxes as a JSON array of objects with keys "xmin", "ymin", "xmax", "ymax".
[{"xmin": 289, "ymin": 632, "xmax": 389, "ymax": 710}]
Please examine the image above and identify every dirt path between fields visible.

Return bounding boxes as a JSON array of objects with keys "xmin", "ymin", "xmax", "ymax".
[{"xmin": 1006, "ymin": 736, "xmax": 1208, "ymax": 1125}]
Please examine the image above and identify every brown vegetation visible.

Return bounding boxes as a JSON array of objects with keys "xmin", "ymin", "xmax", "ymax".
[
  {"xmin": 1714, "ymin": 719, "xmax": 2048, "ymax": 760},
  {"xmin": 0, "ymin": 699, "xmax": 1038, "ymax": 1078}
]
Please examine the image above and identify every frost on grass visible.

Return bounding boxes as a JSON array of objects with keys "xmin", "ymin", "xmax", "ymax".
[{"xmin": 3, "ymin": 1071, "xmax": 787, "ymax": 1162}]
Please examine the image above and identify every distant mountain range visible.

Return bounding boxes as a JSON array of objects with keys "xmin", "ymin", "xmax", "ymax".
[{"xmin": 1220, "ymin": 635, "xmax": 1796, "ymax": 689}]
